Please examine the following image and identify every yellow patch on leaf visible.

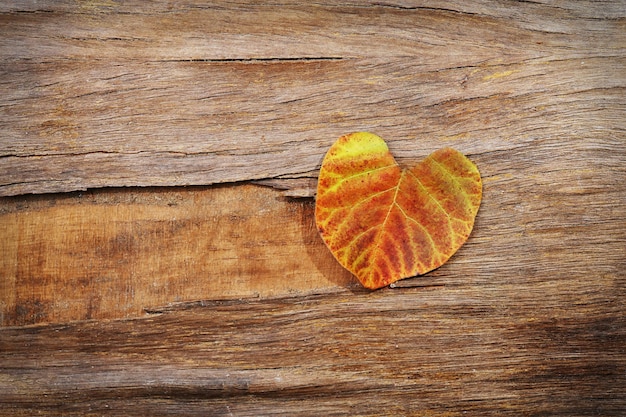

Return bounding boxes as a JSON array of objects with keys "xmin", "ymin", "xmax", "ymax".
[{"xmin": 315, "ymin": 132, "xmax": 482, "ymax": 289}]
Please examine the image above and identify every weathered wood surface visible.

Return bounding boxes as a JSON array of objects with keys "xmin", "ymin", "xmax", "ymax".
[
  {"xmin": 1, "ymin": 1, "xmax": 625, "ymax": 415},
  {"xmin": 1, "ymin": 1, "xmax": 624, "ymax": 196},
  {"xmin": 2, "ymin": 151, "xmax": 624, "ymax": 326},
  {"xmin": 0, "ymin": 185, "xmax": 357, "ymax": 325},
  {"xmin": 1, "ymin": 290, "xmax": 625, "ymax": 416}
]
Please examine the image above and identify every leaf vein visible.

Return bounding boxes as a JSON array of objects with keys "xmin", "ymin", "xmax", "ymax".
[
  {"xmin": 328, "ymin": 163, "xmax": 397, "ymax": 193},
  {"xmin": 394, "ymin": 202, "xmax": 434, "ymax": 262},
  {"xmin": 430, "ymin": 158, "xmax": 475, "ymax": 211},
  {"xmin": 331, "ymin": 186, "xmax": 396, "ymax": 249},
  {"xmin": 406, "ymin": 169, "xmax": 451, "ymax": 221}
]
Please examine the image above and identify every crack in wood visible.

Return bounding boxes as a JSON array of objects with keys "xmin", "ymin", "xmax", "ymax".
[{"xmin": 161, "ymin": 57, "xmax": 346, "ymax": 63}]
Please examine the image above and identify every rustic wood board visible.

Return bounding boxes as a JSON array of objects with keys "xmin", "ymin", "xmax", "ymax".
[
  {"xmin": 1, "ymin": 1, "xmax": 625, "ymax": 415},
  {"xmin": 1, "ymin": 1, "xmax": 623, "ymax": 196},
  {"xmin": 1, "ymin": 151, "xmax": 624, "ymax": 326},
  {"xmin": 1, "ymin": 290, "xmax": 625, "ymax": 416},
  {"xmin": 0, "ymin": 185, "xmax": 358, "ymax": 325}
]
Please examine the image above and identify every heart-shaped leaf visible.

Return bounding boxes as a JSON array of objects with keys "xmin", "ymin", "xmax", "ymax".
[{"xmin": 315, "ymin": 132, "xmax": 482, "ymax": 289}]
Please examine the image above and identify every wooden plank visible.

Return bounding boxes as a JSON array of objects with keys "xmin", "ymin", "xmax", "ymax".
[
  {"xmin": 0, "ymin": 184, "xmax": 358, "ymax": 325},
  {"xmin": 1, "ymin": 1, "xmax": 624, "ymax": 196},
  {"xmin": 2, "ymin": 132, "xmax": 624, "ymax": 325},
  {"xmin": 4, "ymin": 1, "xmax": 619, "ymax": 61},
  {"xmin": 1, "ymin": 2, "xmax": 625, "ymax": 414},
  {"xmin": 1, "ymin": 289, "xmax": 624, "ymax": 416}
]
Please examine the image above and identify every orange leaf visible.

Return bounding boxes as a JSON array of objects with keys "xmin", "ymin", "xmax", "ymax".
[{"xmin": 315, "ymin": 132, "xmax": 482, "ymax": 289}]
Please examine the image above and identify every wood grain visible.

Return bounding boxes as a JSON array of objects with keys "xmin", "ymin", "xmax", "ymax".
[
  {"xmin": 1, "ymin": 1, "xmax": 623, "ymax": 196},
  {"xmin": 1, "ymin": 143, "xmax": 623, "ymax": 325},
  {"xmin": 1, "ymin": 1, "xmax": 625, "ymax": 415},
  {"xmin": 0, "ymin": 185, "xmax": 357, "ymax": 325},
  {"xmin": 1, "ymin": 290, "xmax": 624, "ymax": 416}
]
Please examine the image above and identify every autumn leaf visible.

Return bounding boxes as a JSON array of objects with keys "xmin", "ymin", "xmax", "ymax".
[{"xmin": 315, "ymin": 132, "xmax": 482, "ymax": 290}]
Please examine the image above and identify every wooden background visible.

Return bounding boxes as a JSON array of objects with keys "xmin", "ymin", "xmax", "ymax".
[{"xmin": 1, "ymin": 1, "xmax": 625, "ymax": 415}]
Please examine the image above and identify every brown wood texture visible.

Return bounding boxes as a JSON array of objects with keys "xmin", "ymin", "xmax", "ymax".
[
  {"xmin": 1, "ymin": 291, "xmax": 624, "ymax": 416},
  {"xmin": 1, "ymin": 1, "xmax": 624, "ymax": 196},
  {"xmin": 0, "ymin": 185, "xmax": 357, "ymax": 325},
  {"xmin": 1, "ymin": 1, "xmax": 625, "ymax": 415}
]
